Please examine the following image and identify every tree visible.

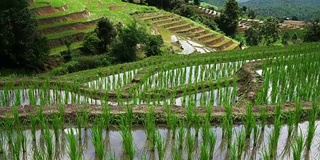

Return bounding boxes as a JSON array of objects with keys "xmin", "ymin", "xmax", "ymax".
[
  {"xmin": 145, "ymin": 35, "xmax": 163, "ymax": 57},
  {"xmin": 82, "ymin": 32, "xmax": 100, "ymax": 54},
  {"xmin": 292, "ymin": 16, "xmax": 298, "ymax": 21},
  {"xmin": 303, "ymin": 19, "xmax": 320, "ymax": 42},
  {"xmin": 194, "ymin": 0, "xmax": 200, "ymax": 5},
  {"xmin": 216, "ymin": 0, "xmax": 240, "ymax": 37},
  {"xmin": 248, "ymin": 9, "xmax": 257, "ymax": 19},
  {"xmin": 111, "ymin": 23, "xmax": 163, "ymax": 62},
  {"xmin": 111, "ymin": 23, "xmax": 148, "ymax": 62},
  {"xmin": 242, "ymin": 6, "xmax": 247, "ymax": 13},
  {"xmin": 245, "ymin": 22, "xmax": 262, "ymax": 46},
  {"xmin": 0, "ymin": 0, "xmax": 49, "ymax": 70},
  {"xmin": 292, "ymin": 33, "xmax": 299, "ymax": 43},
  {"xmin": 260, "ymin": 17, "xmax": 280, "ymax": 45},
  {"xmin": 281, "ymin": 32, "xmax": 290, "ymax": 45},
  {"xmin": 95, "ymin": 18, "xmax": 117, "ymax": 52}
]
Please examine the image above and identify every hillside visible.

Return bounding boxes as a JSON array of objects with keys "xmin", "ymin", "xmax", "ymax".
[
  {"xmin": 202, "ymin": 0, "xmax": 320, "ymax": 20},
  {"xmin": 29, "ymin": 0, "xmax": 239, "ymax": 54}
]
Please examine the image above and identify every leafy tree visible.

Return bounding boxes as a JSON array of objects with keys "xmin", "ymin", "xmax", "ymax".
[
  {"xmin": 111, "ymin": 23, "xmax": 163, "ymax": 62},
  {"xmin": 194, "ymin": 0, "xmax": 200, "ymax": 5},
  {"xmin": 185, "ymin": 0, "xmax": 189, "ymax": 3},
  {"xmin": 242, "ymin": 6, "xmax": 247, "ymax": 13},
  {"xmin": 82, "ymin": 32, "xmax": 100, "ymax": 55},
  {"xmin": 216, "ymin": 0, "xmax": 240, "ymax": 37},
  {"xmin": 260, "ymin": 17, "xmax": 280, "ymax": 45},
  {"xmin": 303, "ymin": 18, "xmax": 320, "ymax": 42},
  {"xmin": 248, "ymin": 9, "xmax": 257, "ymax": 19},
  {"xmin": 292, "ymin": 16, "xmax": 298, "ymax": 21},
  {"xmin": 111, "ymin": 23, "xmax": 148, "ymax": 62},
  {"xmin": 292, "ymin": 33, "xmax": 299, "ymax": 43},
  {"xmin": 0, "ymin": 0, "xmax": 49, "ymax": 70},
  {"xmin": 244, "ymin": 22, "xmax": 262, "ymax": 46},
  {"xmin": 145, "ymin": 35, "xmax": 163, "ymax": 57},
  {"xmin": 95, "ymin": 18, "xmax": 117, "ymax": 52},
  {"xmin": 281, "ymin": 32, "xmax": 290, "ymax": 45}
]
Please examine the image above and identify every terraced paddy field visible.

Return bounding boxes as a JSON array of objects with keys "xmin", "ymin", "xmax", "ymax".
[
  {"xmin": 0, "ymin": 43, "xmax": 320, "ymax": 159},
  {"xmin": 136, "ymin": 12, "xmax": 239, "ymax": 52},
  {"xmin": 28, "ymin": 0, "xmax": 239, "ymax": 54},
  {"xmin": 28, "ymin": 0, "xmax": 159, "ymax": 53}
]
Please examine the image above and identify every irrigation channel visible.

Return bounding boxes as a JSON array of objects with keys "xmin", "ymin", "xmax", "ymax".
[{"xmin": 0, "ymin": 47, "xmax": 319, "ymax": 159}]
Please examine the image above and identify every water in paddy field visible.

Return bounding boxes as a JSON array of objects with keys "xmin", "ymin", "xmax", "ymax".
[
  {"xmin": 0, "ymin": 85, "xmax": 237, "ymax": 107},
  {"xmin": 85, "ymin": 69, "xmax": 139, "ymax": 90},
  {"xmin": 1, "ymin": 121, "xmax": 320, "ymax": 159}
]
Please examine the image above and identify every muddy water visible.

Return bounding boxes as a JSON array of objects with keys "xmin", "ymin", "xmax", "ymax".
[{"xmin": 1, "ymin": 121, "xmax": 320, "ymax": 159}]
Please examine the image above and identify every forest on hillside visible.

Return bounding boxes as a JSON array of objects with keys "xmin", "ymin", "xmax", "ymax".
[{"xmin": 202, "ymin": 0, "xmax": 320, "ymax": 20}]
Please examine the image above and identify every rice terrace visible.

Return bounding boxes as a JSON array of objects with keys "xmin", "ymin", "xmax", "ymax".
[{"xmin": 0, "ymin": 0, "xmax": 320, "ymax": 160}]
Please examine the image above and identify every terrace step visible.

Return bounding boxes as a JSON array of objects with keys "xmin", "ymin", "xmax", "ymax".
[
  {"xmin": 167, "ymin": 23, "xmax": 193, "ymax": 32},
  {"xmin": 176, "ymin": 26, "xmax": 201, "ymax": 34},
  {"xmin": 196, "ymin": 33, "xmax": 216, "ymax": 41},
  {"xmin": 30, "ymin": 5, "xmax": 68, "ymax": 16},
  {"xmin": 48, "ymin": 32, "xmax": 86, "ymax": 48},
  {"xmin": 223, "ymin": 42, "xmax": 239, "ymax": 51},
  {"xmin": 159, "ymin": 20, "xmax": 186, "ymax": 28},
  {"xmin": 151, "ymin": 17, "xmax": 181, "ymax": 26},
  {"xmin": 211, "ymin": 39, "xmax": 232, "ymax": 49},
  {"xmin": 37, "ymin": 9, "xmax": 90, "ymax": 26},
  {"xmin": 40, "ymin": 19, "xmax": 99, "ymax": 35},
  {"xmin": 142, "ymin": 14, "xmax": 175, "ymax": 22},
  {"xmin": 192, "ymin": 29, "xmax": 209, "ymax": 37},
  {"xmin": 203, "ymin": 35, "xmax": 224, "ymax": 44}
]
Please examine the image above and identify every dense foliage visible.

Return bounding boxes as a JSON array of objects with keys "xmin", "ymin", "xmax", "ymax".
[
  {"xmin": 303, "ymin": 19, "xmax": 320, "ymax": 42},
  {"xmin": 0, "ymin": 0, "xmax": 49, "ymax": 70},
  {"xmin": 216, "ymin": 0, "xmax": 240, "ymax": 37}
]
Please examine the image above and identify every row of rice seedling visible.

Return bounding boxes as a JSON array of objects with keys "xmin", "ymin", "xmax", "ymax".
[
  {"xmin": 85, "ymin": 69, "xmax": 139, "ymax": 90},
  {"xmin": 139, "ymin": 61, "xmax": 242, "ymax": 92},
  {"xmin": 256, "ymin": 52, "xmax": 320, "ymax": 105},
  {"xmin": 0, "ymin": 100, "xmax": 319, "ymax": 159}
]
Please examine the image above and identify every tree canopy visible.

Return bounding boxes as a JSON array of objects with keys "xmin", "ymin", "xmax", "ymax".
[
  {"xmin": 216, "ymin": 0, "xmax": 240, "ymax": 37},
  {"xmin": 303, "ymin": 19, "xmax": 320, "ymax": 42},
  {"xmin": 0, "ymin": 0, "xmax": 49, "ymax": 70}
]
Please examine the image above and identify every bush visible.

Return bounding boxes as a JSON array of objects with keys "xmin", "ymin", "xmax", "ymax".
[
  {"xmin": 145, "ymin": 35, "xmax": 164, "ymax": 57},
  {"xmin": 81, "ymin": 32, "xmax": 100, "ymax": 55}
]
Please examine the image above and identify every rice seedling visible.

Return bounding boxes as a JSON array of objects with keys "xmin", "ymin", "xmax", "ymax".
[
  {"xmin": 52, "ymin": 115, "xmax": 61, "ymax": 141},
  {"xmin": 306, "ymin": 100, "xmax": 318, "ymax": 150},
  {"xmin": 102, "ymin": 104, "xmax": 111, "ymax": 129},
  {"xmin": 208, "ymin": 130, "xmax": 217, "ymax": 160},
  {"xmin": 236, "ymin": 130, "xmax": 246, "ymax": 160},
  {"xmin": 177, "ymin": 121, "xmax": 185, "ymax": 150},
  {"xmin": 18, "ymin": 131, "xmax": 27, "ymax": 153},
  {"xmin": 260, "ymin": 106, "xmax": 267, "ymax": 130},
  {"xmin": 186, "ymin": 131, "xmax": 195, "ymax": 160},
  {"xmin": 155, "ymin": 131, "xmax": 166, "ymax": 160},
  {"xmin": 146, "ymin": 106, "xmax": 156, "ymax": 151},
  {"xmin": 91, "ymin": 122, "xmax": 105, "ymax": 160},
  {"xmin": 244, "ymin": 103, "xmax": 254, "ymax": 138},
  {"xmin": 287, "ymin": 111, "xmax": 295, "ymax": 138},
  {"xmin": 12, "ymin": 135, "xmax": 21, "ymax": 160},
  {"xmin": 291, "ymin": 130, "xmax": 304, "ymax": 160},
  {"xmin": 66, "ymin": 128, "xmax": 82, "ymax": 160},
  {"xmin": 76, "ymin": 113, "xmax": 83, "ymax": 141},
  {"xmin": 199, "ymin": 141, "xmax": 209, "ymax": 160},
  {"xmin": 30, "ymin": 115, "xmax": 38, "ymax": 141},
  {"xmin": 43, "ymin": 124, "xmax": 53, "ymax": 160},
  {"xmin": 120, "ymin": 117, "xmax": 135, "ymax": 160}
]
